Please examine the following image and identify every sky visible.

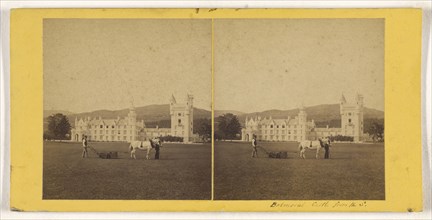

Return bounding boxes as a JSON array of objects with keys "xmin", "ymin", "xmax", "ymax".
[
  {"xmin": 214, "ymin": 19, "xmax": 384, "ymax": 113},
  {"xmin": 44, "ymin": 19, "xmax": 212, "ymax": 113}
]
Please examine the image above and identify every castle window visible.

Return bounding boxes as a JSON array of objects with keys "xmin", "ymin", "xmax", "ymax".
[
  {"xmin": 348, "ymin": 113, "xmax": 352, "ymax": 116},
  {"xmin": 106, "ymin": 126, "xmax": 109, "ymax": 128},
  {"xmin": 178, "ymin": 113, "xmax": 181, "ymax": 116},
  {"xmin": 178, "ymin": 119, "xmax": 181, "ymax": 124},
  {"xmin": 100, "ymin": 125, "xmax": 103, "ymax": 128},
  {"xmin": 270, "ymin": 125, "xmax": 273, "ymax": 128},
  {"xmin": 349, "ymin": 119, "xmax": 352, "ymax": 123},
  {"xmin": 112, "ymin": 125, "xmax": 115, "ymax": 128},
  {"xmin": 282, "ymin": 125, "xmax": 285, "ymax": 128},
  {"xmin": 276, "ymin": 125, "xmax": 279, "ymax": 128}
]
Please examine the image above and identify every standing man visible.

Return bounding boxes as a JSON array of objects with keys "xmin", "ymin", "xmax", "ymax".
[
  {"xmin": 82, "ymin": 135, "xmax": 88, "ymax": 158},
  {"xmin": 154, "ymin": 144, "xmax": 160, "ymax": 159},
  {"xmin": 324, "ymin": 137, "xmax": 331, "ymax": 159},
  {"xmin": 251, "ymin": 134, "xmax": 258, "ymax": 158},
  {"xmin": 152, "ymin": 137, "xmax": 161, "ymax": 160}
]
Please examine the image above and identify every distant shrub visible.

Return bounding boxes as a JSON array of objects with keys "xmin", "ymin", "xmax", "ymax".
[
  {"xmin": 159, "ymin": 135, "xmax": 183, "ymax": 142},
  {"xmin": 329, "ymin": 135, "xmax": 354, "ymax": 142}
]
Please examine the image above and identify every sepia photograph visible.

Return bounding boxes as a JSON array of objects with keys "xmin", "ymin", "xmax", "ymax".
[
  {"xmin": 7, "ymin": 7, "xmax": 426, "ymax": 213},
  {"xmin": 42, "ymin": 19, "xmax": 212, "ymax": 200},
  {"xmin": 214, "ymin": 19, "xmax": 385, "ymax": 200}
]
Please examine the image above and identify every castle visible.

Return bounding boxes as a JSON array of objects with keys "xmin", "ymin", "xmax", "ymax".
[
  {"xmin": 241, "ymin": 94, "xmax": 364, "ymax": 143},
  {"xmin": 71, "ymin": 94, "xmax": 196, "ymax": 143}
]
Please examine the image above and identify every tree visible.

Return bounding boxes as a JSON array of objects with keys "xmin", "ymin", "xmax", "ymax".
[
  {"xmin": 216, "ymin": 113, "xmax": 242, "ymax": 140},
  {"xmin": 365, "ymin": 119, "xmax": 384, "ymax": 142},
  {"xmin": 195, "ymin": 118, "xmax": 211, "ymax": 142},
  {"xmin": 45, "ymin": 113, "xmax": 71, "ymax": 140}
]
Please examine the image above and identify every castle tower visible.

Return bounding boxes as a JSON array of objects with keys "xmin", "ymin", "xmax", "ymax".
[
  {"xmin": 127, "ymin": 107, "xmax": 137, "ymax": 142},
  {"xmin": 298, "ymin": 105, "xmax": 307, "ymax": 141},
  {"xmin": 170, "ymin": 94, "xmax": 194, "ymax": 142},
  {"xmin": 340, "ymin": 93, "xmax": 364, "ymax": 142},
  {"xmin": 355, "ymin": 94, "xmax": 364, "ymax": 141}
]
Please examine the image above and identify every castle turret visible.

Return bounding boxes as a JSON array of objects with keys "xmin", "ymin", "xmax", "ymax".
[
  {"xmin": 298, "ymin": 105, "xmax": 307, "ymax": 123},
  {"xmin": 340, "ymin": 94, "xmax": 346, "ymax": 112},
  {"xmin": 170, "ymin": 94, "xmax": 177, "ymax": 105},
  {"xmin": 356, "ymin": 93, "xmax": 364, "ymax": 108}
]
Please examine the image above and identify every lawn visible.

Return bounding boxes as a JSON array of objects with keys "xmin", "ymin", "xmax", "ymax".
[
  {"xmin": 43, "ymin": 141, "xmax": 211, "ymax": 200},
  {"xmin": 214, "ymin": 141, "xmax": 385, "ymax": 200}
]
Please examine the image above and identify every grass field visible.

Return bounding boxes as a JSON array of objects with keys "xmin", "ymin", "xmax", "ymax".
[
  {"xmin": 43, "ymin": 141, "xmax": 211, "ymax": 200},
  {"xmin": 215, "ymin": 141, "xmax": 384, "ymax": 200}
]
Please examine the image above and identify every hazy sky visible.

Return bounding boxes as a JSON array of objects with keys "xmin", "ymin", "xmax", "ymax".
[
  {"xmin": 44, "ymin": 19, "xmax": 212, "ymax": 113},
  {"xmin": 214, "ymin": 19, "xmax": 384, "ymax": 112}
]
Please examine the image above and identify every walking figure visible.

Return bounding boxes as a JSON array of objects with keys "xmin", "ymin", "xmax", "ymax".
[
  {"xmin": 82, "ymin": 135, "xmax": 89, "ymax": 158},
  {"xmin": 251, "ymin": 135, "xmax": 258, "ymax": 158}
]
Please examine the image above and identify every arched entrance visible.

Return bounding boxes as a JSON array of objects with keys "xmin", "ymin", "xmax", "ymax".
[{"xmin": 75, "ymin": 134, "xmax": 79, "ymax": 141}]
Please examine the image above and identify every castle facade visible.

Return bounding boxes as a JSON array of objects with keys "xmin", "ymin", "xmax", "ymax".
[
  {"xmin": 241, "ymin": 94, "xmax": 364, "ymax": 143},
  {"xmin": 71, "ymin": 94, "xmax": 196, "ymax": 143}
]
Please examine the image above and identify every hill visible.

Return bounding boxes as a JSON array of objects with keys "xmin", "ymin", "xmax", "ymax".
[{"xmin": 214, "ymin": 110, "xmax": 245, "ymax": 117}]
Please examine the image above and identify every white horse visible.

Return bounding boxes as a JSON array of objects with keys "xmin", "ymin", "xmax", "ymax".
[
  {"xmin": 129, "ymin": 138, "xmax": 162, "ymax": 159},
  {"xmin": 298, "ymin": 137, "xmax": 331, "ymax": 159}
]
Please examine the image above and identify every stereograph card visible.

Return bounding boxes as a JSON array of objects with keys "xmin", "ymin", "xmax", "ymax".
[{"xmin": 9, "ymin": 8, "xmax": 423, "ymax": 212}]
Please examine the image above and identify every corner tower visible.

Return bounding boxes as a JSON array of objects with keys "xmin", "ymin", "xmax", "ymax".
[
  {"xmin": 170, "ymin": 94, "xmax": 194, "ymax": 142},
  {"xmin": 297, "ymin": 105, "xmax": 307, "ymax": 141},
  {"xmin": 340, "ymin": 93, "xmax": 364, "ymax": 142},
  {"xmin": 127, "ymin": 107, "xmax": 137, "ymax": 142}
]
